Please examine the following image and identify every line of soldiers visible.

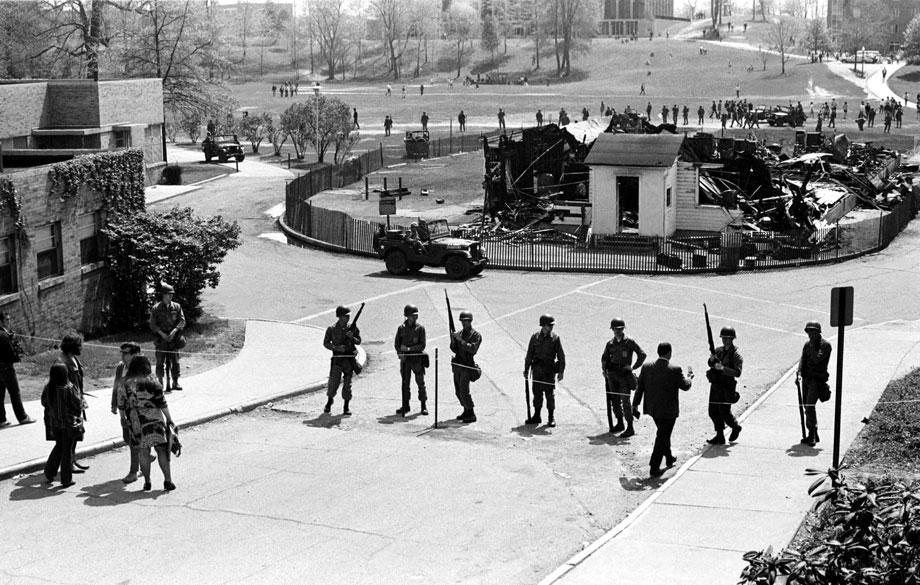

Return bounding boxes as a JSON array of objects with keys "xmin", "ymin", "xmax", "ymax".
[{"xmin": 322, "ymin": 307, "xmax": 833, "ymax": 473}]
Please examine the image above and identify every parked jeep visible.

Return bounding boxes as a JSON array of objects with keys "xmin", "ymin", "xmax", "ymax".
[
  {"xmin": 374, "ymin": 219, "xmax": 488, "ymax": 279},
  {"xmin": 203, "ymin": 134, "xmax": 245, "ymax": 163},
  {"xmin": 767, "ymin": 107, "xmax": 806, "ymax": 127}
]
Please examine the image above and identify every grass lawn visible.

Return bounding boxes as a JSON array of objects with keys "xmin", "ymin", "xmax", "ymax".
[
  {"xmin": 887, "ymin": 65, "xmax": 920, "ymax": 106},
  {"xmin": 15, "ymin": 314, "xmax": 245, "ymax": 404}
]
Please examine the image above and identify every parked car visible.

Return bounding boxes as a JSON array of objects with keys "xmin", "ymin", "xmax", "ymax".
[
  {"xmin": 768, "ymin": 106, "xmax": 806, "ymax": 127},
  {"xmin": 374, "ymin": 219, "xmax": 487, "ymax": 279},
  {"xmin": 202, "ymin": 134, "xmax": 245, "ymax": 163}
]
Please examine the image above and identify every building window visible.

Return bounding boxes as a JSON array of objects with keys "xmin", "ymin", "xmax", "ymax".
[
  {"xmin": 0, "ymin": 237, "xmax": 17, "ymax": 294},
  {"xmin": 35, "ymin": 223, "xmax": 63, "ymax": 280},
  {"xmin": 666, "ymin": 186, "xmax": 672, "ymax": 207},
  {"xmin": 77, "ymin": 212, "xmax": 102, "ymax": 265},
  {"xmin": 114, "ymin": 129, "xmax": 131, "ymax": 148}
]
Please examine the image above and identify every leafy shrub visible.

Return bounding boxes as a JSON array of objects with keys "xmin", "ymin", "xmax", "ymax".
[
  {"xmin": 161, "ymin": 165, "xmax": 182, "ymax": 185},
  {"xmin": 740, "ymin": 468, "xmax": 920, "ymax": 584},
  {"xmin": 102, "ymin": 207, "xmax": 242, "ymax": 327}
]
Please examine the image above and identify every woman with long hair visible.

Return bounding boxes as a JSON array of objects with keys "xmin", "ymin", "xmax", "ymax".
[
  {"xmin": 41, "ymin": 363, "xmax": 84, "ymax": 487},
  {"xmin": 123, "ymin": 356, "xmax": 176, "ymax": 491}
]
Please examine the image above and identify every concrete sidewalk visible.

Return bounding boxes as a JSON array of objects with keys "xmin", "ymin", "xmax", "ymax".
[
  {"xmin": 0, "ymin": 320, "xmax": 353, "ymax": 480},
  {"xmin": 543, "ymin": 320, "xmax": 920, "ymax": 585}
]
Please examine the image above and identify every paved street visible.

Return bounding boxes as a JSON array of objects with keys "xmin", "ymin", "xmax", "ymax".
[{"xmin": 1, "ymin": 149, "xmax": 919, "ymax": 584}]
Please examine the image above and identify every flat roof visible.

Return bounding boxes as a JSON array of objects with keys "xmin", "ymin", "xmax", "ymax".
[{"xmin": 584, "ymin": 133, "xmax": 685, "ymax": 167}]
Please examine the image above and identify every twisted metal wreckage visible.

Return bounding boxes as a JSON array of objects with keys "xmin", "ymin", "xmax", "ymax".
[{"xmin": 472, "ymin": 116, "xmax": 916, "ymax": 249}]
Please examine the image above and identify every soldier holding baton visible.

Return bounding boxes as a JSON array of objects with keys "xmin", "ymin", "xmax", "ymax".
[
  {"xmin": 601, "ymin": 318, "xmax": 646, "ymax": 438},
  {"xmin": 523, "ymin": 314, "xmax": 566, "ymax": 427}
]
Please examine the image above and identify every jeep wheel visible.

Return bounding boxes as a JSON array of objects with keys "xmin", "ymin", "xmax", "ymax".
[
  {"xmin": 470, "ymin": 265, "xmax": 484, "ymax": 276},
  {"xmin": 385, "ymin": 250, "xmax": 409, "ymax": 275},
  {"xmin": 407, "ymin": 262, "xmax": 424, "ymax": 273},
  {"xmin": 445, "ymin": 256, "xmax": 471, "ymax": 279}
]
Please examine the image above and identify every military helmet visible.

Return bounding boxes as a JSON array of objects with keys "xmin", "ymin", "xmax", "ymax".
[
  {"xmin": 539, "ymin": 314, "xmax": 555, "ymax": 326},
  {"xmin": 719, "ymin": 326, "xmax": 736, "ymax": 338},
  {"xmin": 804, "ymin": 321, "xmax": 822, "ymax": 333},
  {"xmin": 404, "ymin": 304, "xmax": 419, "ymax": 317},
  {"xmin": 459, "ymin": 311, "xmax": 473, "ymax": 321},
  {"xmin": 610, "ymin": 318, "xmax": 625, "ymax": 329},
  {"xmin": 335, "ymin": 306, "xmax": 350, "ymax": 318}
]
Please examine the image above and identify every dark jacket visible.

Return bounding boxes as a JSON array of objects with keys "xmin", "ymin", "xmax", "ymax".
[
  {"xmin": 633, "ymin": 358, "xmax": 693, "ymax": 419},
  {"xmin": 41, "ymin": 382, "xmax": 84, "ymax": 442},
  {"xmin": 525, "ymin": 331, "xmax": 565, "ymax": 375},
  {"xmin": 0, "ymin": 327, "xmax": 20, "ymax": 364},
  {"xmin": 799, "ymin": 338, "xmax": 832, "ymax": 382}
]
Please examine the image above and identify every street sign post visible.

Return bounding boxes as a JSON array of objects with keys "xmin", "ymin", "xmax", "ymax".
[
  {"xmin": 379, "ymin": 197, "xmax": 396, "ymax": 229},
  {"xmin": 830, "ymin": 286, "xmax": 853, "ymax": 468}
]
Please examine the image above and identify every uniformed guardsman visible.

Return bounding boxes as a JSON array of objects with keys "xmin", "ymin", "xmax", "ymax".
[
  {"xmin": 706, "ymin": 325, "xmax": 743, "ymax": 444},
  {"xmin": 601, "ymin": 318, "xmax": 646, "ymax": 437},
  {"xmin": 323, "ymin": 306, "xmax": 361, "ymax": 416},
  {"xmin": 523, "ymin": 314, "xmax": 566, "ymax": 427},
  {"xmin": 797, "ymin": 322, "xmax": 832, "ymax": 446},
  {"xmin": 395, "ymin": 304, "xmax": 428, "ymax": 416},
  {"xmin": 148, "ymin": 283, "xmax": 186, "ymax": 392},
  {"xmin": 451, "ymin": 311, "xmax": 481, "ymax": 424}
]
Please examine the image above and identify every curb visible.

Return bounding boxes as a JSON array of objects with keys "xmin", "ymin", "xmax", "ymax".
[{"xmin": 0, "ymin": 380, "xmax": 326, "ymax": 482}]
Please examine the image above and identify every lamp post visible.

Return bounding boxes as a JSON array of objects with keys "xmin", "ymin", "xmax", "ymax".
[{"xmin": 312, "ymin": 83, "xmax": 321, "ymax": 161}]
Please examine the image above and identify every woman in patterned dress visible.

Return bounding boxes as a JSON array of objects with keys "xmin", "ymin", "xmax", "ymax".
[{"xmin": 121, "ymin": 356, "xmax": 176, "ymax": 492}]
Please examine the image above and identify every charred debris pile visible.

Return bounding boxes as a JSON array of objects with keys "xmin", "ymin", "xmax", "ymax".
[{"xmin": 468, "ymin": 122, "xmax": 913, "ymax": 243}]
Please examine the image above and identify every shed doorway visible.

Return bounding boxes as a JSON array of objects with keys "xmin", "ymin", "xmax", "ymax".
[{"xmin": 616, "ymin": 176, "xmax": 639, "ymax": 232}]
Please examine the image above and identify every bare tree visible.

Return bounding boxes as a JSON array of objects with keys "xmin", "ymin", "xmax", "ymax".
[
  {"xmin": 0, "ymin": 2, "xmax": 52, "ymax": 78},
  {"xmin": 552, "ymin": 0, "xmax": 596, "ymax": 78},
  {"xmin": 34, "ymin": 0, "xmax": 113, "ymax": 80},
  {"xmin": 802, "ymin": 18, "xmax": 828, "ymax": 59},
  {"xmin": 445, "ymin": 1, "xmax": 476, "ymax": 78},
  {"xmin": 308, "ymin": 0, "xmax": 347, "ymax": 80},
  {"xmin": 370, "ymin": 0, "xmax": 416, "ymax": 79},
  {"xmin": 766, "ymin": 15, "xmax": 798, "ymax": 74},
  {"xmin": 684, "ymin": 0, "xmax": 699, "ymax": 20}
]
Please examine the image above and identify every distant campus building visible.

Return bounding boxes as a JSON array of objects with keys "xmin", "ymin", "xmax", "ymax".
[
  {"xmin": 598, "ymin": 0, "xmax": 679, "ymax": 37},
  {"xmin": 0, "ymin": 79, "xmax": 164, "ymax": 339},
  {"xmin": 827, "ymin": 0, "xmax": 920, "ymax": 52}
]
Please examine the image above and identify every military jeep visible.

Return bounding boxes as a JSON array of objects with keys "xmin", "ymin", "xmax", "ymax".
[
  {"xmin": 374, "ymin": 219, "xmax": 488, "ymax": 279},
  {"xmin": 202, "ymin": 134, "xmax": 245, "ymax": 163}
]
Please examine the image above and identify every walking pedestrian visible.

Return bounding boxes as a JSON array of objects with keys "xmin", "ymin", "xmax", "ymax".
[
  {"xmin": 323, "ymin": 306, "xmax": 361, "ymax": 416},
  {"xmin": 458, "ymin": 110, "xmax": 466, "ymax": 132},
  {"xmin": 420, "ymin": 83, "xmax": 424, "ymax": 96},
  {"xmin": 698, "ymin": 105, "xmax": 705, "ymax": 125},
  {"xmin": 451, "ymin": 311, "xmax": 481, "ymax": 424},
  {"xmin": 797, "ymin": 322, "xmax": 831, "ymax": 447},
  {"xmin": 123, "ymin": 356, "xmax": 176, "ymax": 492},
  {"xmin": 395, "ymin": 305, "xmax": 428, "ymax": 417},
  {"xmin": 895, "ymin": 106, "xmax": 903, "ymax": 129},
  {"xmin": 639, "ymin": 83, "xmax": 645, "ymax": 95},
  {"xmin": 401, "ymin": 85, "xmax": 406, "ymax": 98},
  {"xmin": 601, "ymin": 318, "xmax": 647, "ymax": 437},
  {"xmin": 706, "ymin": 326, "xmax": 743, "ymax": 445},
  {"xmin": 57, "ymin": 333, "xmax": 87, "ymax": 472},
  {"xmin": 353, "ymin": 108, "xmax": 360, "ymax": 130},
  {"xmin": 111, "ymin": 342, "xmax": 142, "ymax": 484},
  {"xmin": 682, "ymin": 104, "xmax": 689, "ymax": 125},
  {"xmin": 842, "ymin": 101, "xmax": 847, "ymax": 119},
  {"xmin": 497, "ymin": 108, "xmax": 506, "ymax": 130},
  {"xmin": 710, "ymin": 100, "xmax": 717, "ymax": 118},
  {"xmin": 384, "ymin": 115, "xmax": 393, "ymax": 136},
  {"xmin": 0, "ymin": 312, "xmax": 33, "ymax": 427},
  {"xmin": 272, "ymin": 84, "xmax": 277, "ymax": 97},
  {"xmin": 421, "ymin": 111, "xmax": 429, "ymax": 131},
  {"xmin": 582, "ymin": 106, "xmax": 589, "ymax": 121},
  {"xmin": 386, "ymin": 84, "xmax": 392, "ymax": 96},
  {"xmin": 536, "ymin": 109, "xmax": 543, "ymax": 127},
  {"xmin": 149, "ymin": 283, "xmax": 186, "ymax": 392},
  {"xmin": 672, "ymin": 104, "xmax": 679, "ymax": 125},
  {"xmin": 41, "ymin": 363, "xmax": 83, "ymax": 488},
  {"xmin": 646, "ymin": 101, "xmax": 653, "ymax": 119},
  {"xmin": 523, "ymin": 314, "xmax": 565, "ymax": 427},
  {"xmin": 884, "ymin": 109, "xmax": 892, "ymax": 133},
  {"xmin": 633, "ymin": 342, "xmax": 693, "ymax": 477}
]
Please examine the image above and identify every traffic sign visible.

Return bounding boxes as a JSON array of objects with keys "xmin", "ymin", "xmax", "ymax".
[
  {"xmin": 379, "ymin": 197, "xmax": 396, "ymax": 216},
  {"xmin": 830, "ymin": 286, "xmax": 853, "ymax": 327}
]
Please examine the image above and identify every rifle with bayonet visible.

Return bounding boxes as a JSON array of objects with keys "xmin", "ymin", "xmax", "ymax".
[
  {"xmin": 349, "ymin": 303, "xmax": 365, "ymax": 374},
  {"xmin": 704, "ymin": 304, "xmax": 719, "ymax": 383}
]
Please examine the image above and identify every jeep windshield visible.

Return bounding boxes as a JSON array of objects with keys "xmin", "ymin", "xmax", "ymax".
[{"xmin": 423, "ymin": 219, "xmax": 451, "ymax": 240}]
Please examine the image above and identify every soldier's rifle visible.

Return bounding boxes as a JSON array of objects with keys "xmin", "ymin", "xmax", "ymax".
[
  {"xmin": 703, "ymin": 303, "xmax": 716, "ymax": 355},
  {"xmin": 445, "ymin": 290, "xmax": 456, "ymax": 335},
  {"xmin": 348, "ymin": 302, "xmax": 365, "ymax": 374},
  {"xmin": 795, "ymin": 375, "xmax": 807, "ymax": 442}
]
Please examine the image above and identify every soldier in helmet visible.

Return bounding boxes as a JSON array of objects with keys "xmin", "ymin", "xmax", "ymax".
[
  {"xmin": 602, "ymin": 318, "xmax": 647, "ymax": 437},
  {"xmin": 524, "ymin": 314, "xmax": 566, "ymax": 427},
  {"xmin": 395, "ymin": 304, "xmax": 428, "ymax": 416},
  {"xmin": 148, "ymin": 283, "xmax": 186, "ymax": 392},
  {"xmin": 797, "ymin": 321, "xmax": 831, "ymax": 446},
  {"xmin": 451, "ymin": 311, "xmax": 481, "ymax": 423},
  {"xmin": 323, "ymin": 306, "xmax": 361, "ymax": 416},
  {"xmin": 706, "ymin": 325, "xmax": 743, "ymax": 444}
]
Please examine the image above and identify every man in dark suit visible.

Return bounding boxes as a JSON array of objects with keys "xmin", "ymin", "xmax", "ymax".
[{"xmin": 633, "ymin": 342, "xmax": 693, "ymax": 477}]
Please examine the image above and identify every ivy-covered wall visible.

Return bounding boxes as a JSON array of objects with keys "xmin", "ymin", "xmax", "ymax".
[{"xmin": 0, "ymin": 149, "xmax": 146, "ymax": 343}]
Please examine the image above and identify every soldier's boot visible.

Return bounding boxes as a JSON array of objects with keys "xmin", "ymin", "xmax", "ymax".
[
  {"xmin": 456, "ymin": 409, "xmax": 469, "ymax": 420},
  {"xmin": 343, "ymin": 399, "xmax": 351, "ymax": 416},
  {"xmin": 546, "ymin": 410, "xmax": 556, "ymax": 427},
  {"xmin": 610, "ymin": 418, "xmax": 625, "ymax": 434},
  {"xmin": 172, "ymin": 376, "xmax": 182, "ymax": 392},
  {"xmin": 706, "ymin": 432, "xmax": 726, "ymax": 445},
  {"xmin": 461, "ymin": 409, "xmax": 477, "ymax": 423},
  {"xmin": 525, "ymin": 409, "xmax": 542, "ymax": 425},
  {"xmin": 396, "ymin": 403, "xmax": 410, "ymax": 416},
  {"xmin": 619, "ymin": 423, "xmax": 635, "ymax": 438},
  {"xmin": 420, "ymin": 401, "xmax": 429, "ymax": 415},
  {"xmin": 813, "ymin": 430, "xmax": 820, "ymax": 443},
  {"xmin": 803, "ymin": 429, "xmax": 816, "ymax": 447},
  {"xmin": 728, "ymin": 425, "xmax": 742, "ymax": 442},
  {"xmin": 323, "ymin": 398, "xmax": 333, "ymax": 414}
]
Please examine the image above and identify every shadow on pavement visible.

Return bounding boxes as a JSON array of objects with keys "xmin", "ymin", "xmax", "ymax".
[
  {"xmin": 363, "ymin": 270, "xmax": 486, "ymax": 283},
  {"xmin": 511, "ymin": 423, "xmax": 551, "ymax": 437},
  {"xmin": 302, "ymin": 413, "xmax": 346, "ymax": 428},
  {"xmin": 8, "ymin": 473, "xmax": 65, "ymax": 501},
  {"xmin": 786, "ymin": 443, "xmax": 823, "ymax": 457},
  {"xmin": 699, "ymin": 444, "xmax": 736, "ymax": 458},
  {"xmin": 377, "ymin": 412, "xmax": 426, "ymax": 424},
  {"xmin": 78, "ymin": 479, "xmax": 162, "ymax": 506},
  {"xmin": 587, "ymin": 432, "xmax": 629, "ymax": 446},
  {"xmin": 619, "ymin": 475, "xmax": 666, "ymax": 492}
]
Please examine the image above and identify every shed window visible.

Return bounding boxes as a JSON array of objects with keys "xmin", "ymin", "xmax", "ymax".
[
  {"xmin": 36, "ymin": 223, "xmax": 63, "ymax": 280},
  {"xmin": 78, "ymin": 212, "xmax": 102, "ymax": 265},
  {"xmin": 0, "ymin": 237, "xmax": 16, "ymax": 294}
]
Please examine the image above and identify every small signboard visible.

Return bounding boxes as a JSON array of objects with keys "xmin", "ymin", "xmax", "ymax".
[
  {"xmin": 830, "ymin": 286, "xmax": 854, "ymax": 327},
  {"xmin": 379, "ymin": 197, "xmax": 396, "ymax": 216}
]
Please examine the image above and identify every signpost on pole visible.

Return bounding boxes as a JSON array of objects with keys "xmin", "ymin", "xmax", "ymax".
[
  {"xmin": 379, "ymin": 197, "xmax": 396, "ymax": 230},
  {"xmin": 829, "ymin": 286, "xmax": 854, "ymax": 468}
]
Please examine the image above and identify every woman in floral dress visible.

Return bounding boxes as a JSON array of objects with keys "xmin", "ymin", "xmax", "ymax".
[{"xmin": 120, "ymin": 356, "xmax": 176, "ymax": 492}]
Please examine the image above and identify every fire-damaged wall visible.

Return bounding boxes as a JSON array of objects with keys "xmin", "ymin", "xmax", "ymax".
[{"xmin": 675, "ymin": 162, "xmax": 744, "ymax": 232}]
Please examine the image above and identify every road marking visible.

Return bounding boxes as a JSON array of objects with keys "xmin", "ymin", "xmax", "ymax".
[
  {"xmin": 617, "ymin": 275, "xmax": 857, "ymax": 318},
  {"xmin": 576, "ymin": 290, "xmax": 803, "ymax": 337},
  {"xmin": 263, "ymin": 203, "xmax": 285, "ymax": 218},
  {"xmin": 292, "ymin": 283, "xmax": 436, "ymax": 323}
]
